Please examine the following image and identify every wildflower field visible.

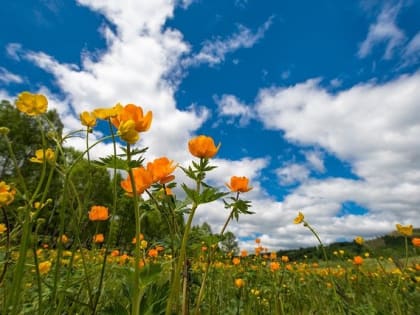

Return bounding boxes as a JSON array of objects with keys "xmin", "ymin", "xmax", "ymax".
[{"xmin": 0, "ymin": 92, "xmax": 419, "ymax": 314}]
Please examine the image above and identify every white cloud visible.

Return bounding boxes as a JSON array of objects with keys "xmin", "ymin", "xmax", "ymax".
[
  {"xmin": 358, "ymin": 3, "xmax": 405, "ymax": 59},
  {"xmin": 0, "ymin": 67, "xmax": 23, "ymax": 84},
  {"xmin": 304, "ymin": 150, "xmax": 325, "ymax": 173},
  {"xmin": 215, "ymin": 94, "xmax": 253, "ymax": 126},
  {"xmin": 276, "ymin": 163, "xmax": 310, "ymax": 185},
  {"xmin": 251, "ymin": 72, "xmax": 420, "ymax": 249},
  {"xmin": 6, "ymin": 43, "xmax": 22, "ymax": 61},
  {"xmin": 184, "ymin": 17, "xmax": 273, "ymax": 67}
]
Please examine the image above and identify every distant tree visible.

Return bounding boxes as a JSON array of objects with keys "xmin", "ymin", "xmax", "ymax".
[{"xmin": 219, "ymin": 231, "xmax": 239, "ymax": 255}]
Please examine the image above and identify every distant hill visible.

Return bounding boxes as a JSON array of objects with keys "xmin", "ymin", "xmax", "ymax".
[{"xmin": 276, "ymin": 228, "xmax": 419, "ymax": 261}]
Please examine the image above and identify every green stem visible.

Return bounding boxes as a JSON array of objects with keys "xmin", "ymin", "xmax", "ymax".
[
  {"xmin": 126, "ymin": 144, "xmax": 142, "ymax": 315},
  {"xmin": 166, "ymin": 181, "xmax": 201, "ymax": 315}
]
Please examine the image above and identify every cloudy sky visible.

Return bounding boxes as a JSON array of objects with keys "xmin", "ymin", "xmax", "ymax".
[{"xmin": 1, "ymin": 0, "xmax": 419, "ymax": 251}]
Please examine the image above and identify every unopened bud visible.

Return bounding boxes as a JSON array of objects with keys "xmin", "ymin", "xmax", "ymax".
[{"xmin": 0, "ymin": 127, "xmax": 10, "ymax": 135}]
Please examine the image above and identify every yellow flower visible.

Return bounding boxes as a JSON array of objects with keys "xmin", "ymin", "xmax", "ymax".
[
  {"xmin": 293, "ymin": 212, "xmax": 304, "ymax": 224},
  {"xmin": 80, "ymin": 111, "xmax": 97, "ymax": 128},
  {"xmin": 281, "ymin": 255, "xmax": 289, "ymax": 263},
  {"xmin": 0, "ymin": 223, "xmax": 7, "ymax": 234},
  {"xmin": 354, "ymin": 236, "xmax": 364, "ymax": 245},
  {"xmin": 60, "ymin": 234, "xmax": 69, "ymax": 244},
  {"xmin": 140, "ymin": 240, "xmax": 148, "ymax": 249},
  {"xmin": 188, "ymin": 135, "xmax": 220, "ymax": 158},
  {"xmin": 39, "ymin": 261, "xmax": 52, "ymax": 275},
  {"xmin": 30, "ymin": 148, "xmax": 55, "ymax": 164},
  {"xmin": 0, "ymin": 181, "xmax": 15, "ymax": 206},
  {"xmin": 396, "ymin": 224, "xmax": 413, "ymax": 236},
  {"xmin": 15, "ymin": 91, "xmax": 48, "ymax": 116},
  {"xmin": 93, "ymin": 104, "xmax": 123, "ymax": 119},
  {"xmin": 89, "ymin": 205, "xmax": 109, "ymax": 221},
  {"xmin": 226, "ymin": 176, "xmax": 252, "ymax": 193},
  {"xmin": 116, "ymin": 120, "xmax": 139, "ymax": 144}
]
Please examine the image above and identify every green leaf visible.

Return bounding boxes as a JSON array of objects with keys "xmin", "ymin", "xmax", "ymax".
[
  {"xmin": 93, "ymin": 155, "xmax": 130, "ymax": 170},
  {"xmin": 181, "ymin": 183, "xmax": 199, "ymax": 203}
]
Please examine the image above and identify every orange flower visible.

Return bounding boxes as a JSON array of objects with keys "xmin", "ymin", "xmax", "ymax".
[
  {"xmin": 412, "ymin": 238, "xmax": 420, "ymax": 247},
  {"xmin": 147, "ymin": 157, "xmax": 177, "ymax": 184},
  {"xmin": 281, "ymin": 255, "xmax": 289, "ymax": 263},
  {"xmin": 111, "ymin": 250, "xmax": 120, "ymax": 257},
  {"xmin": 89, "ymin": 205, "xmax": 109, "ymax": 221},
  {"xmin": 270, "ymin": 252, "xmax": 277, "ymax": 260},
  {"xmin": 0, "ymin": 181, "xmax": 15, "ymax": 206},
  {"xmin": 111, "ymin": 104, "xmax": 152, "ymax": 133},
  {"xmin": 188, "ymin": 135, "xmax": 220, "ymax": 158},
  {"xmin": 240, "ymin": 250, "xmax": 248, "ymax": 257},
  {"xmin": 353, "ymin": 256, "xmax": 363, "ymax": 265},
  {"xmin": 119, "ymin": 254, "xmax": 130, "ymax": 265},
  {"xmin": 270, "ymin": 261, "xmax": 280, "ymax": 272},
  {"xmin": 121, "ymin": 167, "xmax": 153, "ymax": 196},
  {"xmin": 226, "ymin": 176, "xmax": 252, "ymax": 193},
  {"xmin": 232, "ymin": 257, "xmax": 241, "ymax": 265},
  {"xmin": 234, "ymin": 278, "xmax": 245, "ymax": 288},
  {"xmin": 131, "ymin": 234, "xmax": 144, "ymax": 244},
  {"xmin": 255, "ymin": 238, "xmax": 261, "ymax": 244},
  {"xmin": 201, "ymin": 246, "xmax": 208, "ymax": 252},
  {"xmin": 148, "ymin": 248, "xmax": 158, "ymax": 258},
  {"xmin": 93, "ymin": 233, "xmax": 104, "ymax": 244}
]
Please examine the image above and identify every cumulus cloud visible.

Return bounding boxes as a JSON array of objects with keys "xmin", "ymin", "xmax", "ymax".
[
  {"xmin": 248, "ymin": 72, "xmax": 420, "ymax": 248},
  {"xmin": 276, "ymin": 163, "xmax": 310, "ymax": 185},
  {"xmin": 304, "ymin": 150, "xmax": 325, "ymax": 173},
  {"xmin": 184, "ymin": 17, "xmax": 273, "ymax": 67},
  {"xmin": 358, "ymin": 3, "xmax": 405, "ymax": 59},
  {"xmin": 214, "ymin": 94, "xmax": 253, "ymax": 126}
]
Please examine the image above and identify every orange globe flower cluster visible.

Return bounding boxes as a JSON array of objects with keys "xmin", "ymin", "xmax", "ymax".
[
  {"xmin": 80, "ymin": 103, "xmax": 152, "ymax": 144},
  {"xmin": 120, "ymin": 157, "xmax": 177, "ymax": 196}
]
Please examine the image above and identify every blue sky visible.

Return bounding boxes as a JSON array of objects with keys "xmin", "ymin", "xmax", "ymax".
[{"xmin": 1, "ymin": 0, "xmax": 419, "ymax": 250}]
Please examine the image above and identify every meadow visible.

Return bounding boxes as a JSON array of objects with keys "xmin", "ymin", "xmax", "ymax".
[{"xmin": 0, "ymin": 92, "xmax": 419, "ymax": 314}]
